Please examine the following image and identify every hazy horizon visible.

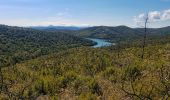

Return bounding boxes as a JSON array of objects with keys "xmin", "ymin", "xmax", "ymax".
[{"xmin": 0, "ymin": 0, "xmax": 170, "ymax": 28}]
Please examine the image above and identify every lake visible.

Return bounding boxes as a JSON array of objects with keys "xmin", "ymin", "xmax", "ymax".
[{"xmin": 87, "ymin": 38, "xmax": 114, "ymax": 48}]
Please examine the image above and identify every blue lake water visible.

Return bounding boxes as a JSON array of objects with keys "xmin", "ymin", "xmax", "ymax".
[{"xmin": 87, "ymin": 38, "xmax": 114, "ymax": 48}]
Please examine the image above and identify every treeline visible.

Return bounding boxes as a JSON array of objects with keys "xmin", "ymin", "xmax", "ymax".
[
  {"xmin": 113, "ymin": 33, "xmax": 170, "ymax": 50},
  {"xmin": 0, "ymin": 25, "xmax": 95, "ymax": 67}
]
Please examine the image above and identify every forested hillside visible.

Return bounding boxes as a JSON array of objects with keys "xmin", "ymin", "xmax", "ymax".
[
  {"xmin": 0, "ymin": 0, "xmax": 169, "ymax": 99},
  {"xmin": 73, "ymin": 26, "xmax": 170, "ymax": 43},
  {"xmin": 75, "ymin": 26, "xmax": 139, "ymax": 39},
  {"xmin": 0, "ymin": 25, "xmax": 170, "ymax": 99},
  {"xmin": 32, "ymin": 25, "xmax": 170, "ymax": 44},
  {"xmin": 0, "ymin": 25, "xmax": 95, "ymax": 67}
]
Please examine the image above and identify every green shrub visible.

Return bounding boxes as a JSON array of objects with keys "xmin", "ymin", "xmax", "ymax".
[
  {"xmin": 124, "ymin": 66, "xmax": 142, "ymax": 81},
  {"xmin": 88, "ymin": 79, "xmax": 103, "ymax": 96},
  {"xmin": 79, "ymin": 92, "xmax": 98, "ymax": 100}
]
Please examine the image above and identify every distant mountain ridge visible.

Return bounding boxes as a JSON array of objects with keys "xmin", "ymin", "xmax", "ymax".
[
  {"xmin": 30, "ymin": 25, "xmax": 170, "ymax": 35},
  {"xmin": 31, "ymin": 25, "xmax": 88, "ymax": 31},
  {"xmin": 73, "ymin": 25, "xmax": 170, "ymax": 42},
  {"xmin": 30, "ymin": 25, "xmax": 170, "ymax": 42}
]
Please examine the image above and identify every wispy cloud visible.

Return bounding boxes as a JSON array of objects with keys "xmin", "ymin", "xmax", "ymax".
[
  {"xmin": 162, "ymin": 9, "xmax": 170, "ymax": 20},
  {"xmin": 134, "ymin": 9, "xmax": 170, "ymax": 25}
]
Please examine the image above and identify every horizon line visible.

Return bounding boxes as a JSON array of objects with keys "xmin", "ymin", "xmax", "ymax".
[{"xmin": 0, "ymin": 24, "xmax": 169, "ymax": 29}]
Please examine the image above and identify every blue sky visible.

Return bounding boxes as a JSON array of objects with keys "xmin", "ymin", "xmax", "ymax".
[{"xmin": 0, "ymin": 0, "xmax": 169, "ymax": 27}]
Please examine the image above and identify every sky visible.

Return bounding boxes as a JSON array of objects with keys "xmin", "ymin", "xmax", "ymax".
[{"xmin": 0, "ymin": 0, "xmax": 170, "ymax": 28}]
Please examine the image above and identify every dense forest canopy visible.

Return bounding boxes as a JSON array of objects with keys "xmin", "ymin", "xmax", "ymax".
[
  {"xmin": 73, "ymin": 26, "xmax": 170, "ymax": 42},
  {"xmin": 0, "ymin": 25, "xmax": 95, "ymax": 67}
]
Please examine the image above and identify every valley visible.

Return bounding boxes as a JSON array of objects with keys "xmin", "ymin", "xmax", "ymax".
[
  {"xmin": 0, "ymin": 24, "xmax": 170, "ymax": 99},
  {"xmin": 1, "ymin": 0, "xmax": 170, "ymax": 99}
]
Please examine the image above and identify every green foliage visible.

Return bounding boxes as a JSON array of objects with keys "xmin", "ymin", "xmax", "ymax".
[
  {"xmin": 88, "ymin": 79, "xmax": 102, "ymax": 96},
  {"xmin": 78, "ymin": 92, "xmax": 98, "ymax": 100},
  {"xmin": 102, "ymin": 67, "xmax": 117, "ymax": 83},
  {"xmin": 1, "ymin": 42, "xmax": 170, "ymax": 99},
  {"xmin": 124, "ymin": 66, "xmax": 142, "ymax": 81}
]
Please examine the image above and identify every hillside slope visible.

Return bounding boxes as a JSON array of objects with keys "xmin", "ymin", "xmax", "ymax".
[
  {"xmin": 74, "ymin": 26, "xmax": 170, "ymax": 42},
  {"xmin": 31, "ymin": 25, "xmax": 170, "ymax": 43},
  {"xmin": 0, "ymin": 25, "xmax": 94, "ymax": 67}
]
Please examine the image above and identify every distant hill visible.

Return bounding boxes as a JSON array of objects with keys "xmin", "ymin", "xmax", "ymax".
[
  {"xmin": 31, "ymin": 25, "xmax": 87, "ymax": 31},
  {"xmin": 135, "ymin": 26, "xmax": 170, "ymax": 35},
  {"xmin": 31, "ymin": 25, "xmax": 170, "ymax": 42},
  {"xmin": 74, "ymin": 26, "xmax": 142, "ymax": 42},
  {"xmin": 74, "ymin": 26, "xmax": 170, "ymax": 42}
]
